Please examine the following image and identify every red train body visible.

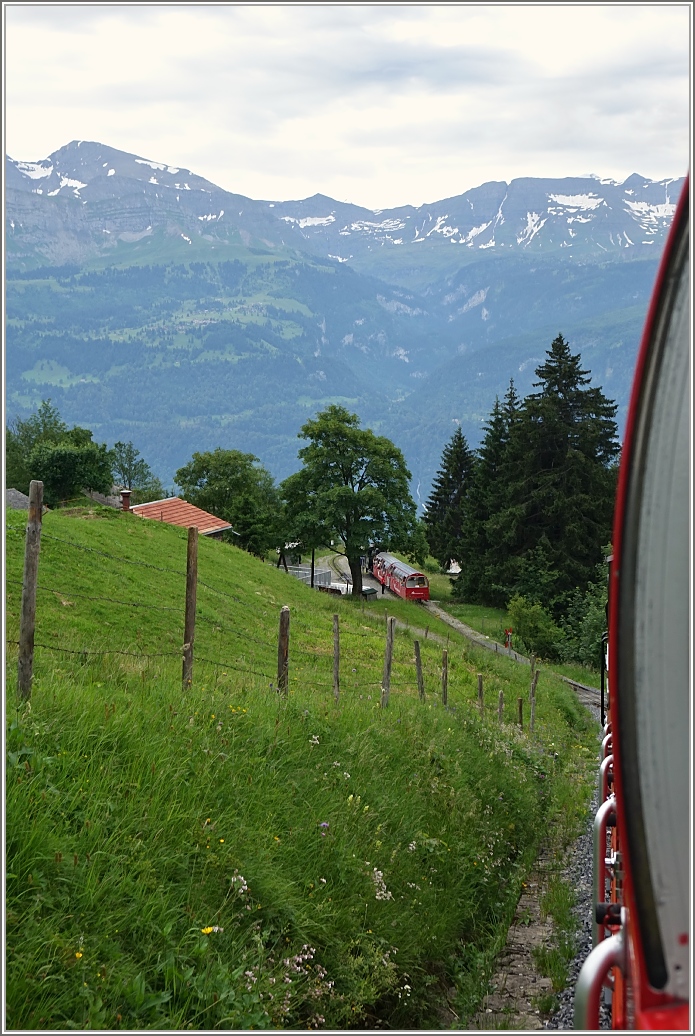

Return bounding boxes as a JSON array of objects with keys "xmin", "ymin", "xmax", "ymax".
[
  {"xmin": 372, "ymin": 552, "xmax": 430, "ymax": 601},
  {"xmin": 575, "ymin": 178, "xmax": 690, "ymax": 1029}
]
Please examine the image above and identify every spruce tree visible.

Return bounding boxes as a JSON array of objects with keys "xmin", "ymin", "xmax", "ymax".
[
  {"xmin": 453, "ymin": 380, "xmax": 521, "ymax": 604},
  {"xmin": 504, "ymin": 334, "xmax": 619, "ymax": 615},
  {"xmin": 424, "ymin": 425, "xmax": 474, "ymax": 570}
]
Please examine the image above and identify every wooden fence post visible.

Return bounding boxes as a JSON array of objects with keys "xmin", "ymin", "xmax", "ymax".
[
  {"xmin": 477, "ymin": 673, "xmax": 484, "ymax": 718},
  {"xmin": 381, "ymin": 616, "xmax": 395, "ymax": 707},
  {"xmin": 414, "ymin": 640, "xmax": 425, "ymax": 701},
  {"xmin": 530, "ymin": 669, "xmax": 538, "ymax": 732},
  {"xmin": 333, "ymin": 613, "xmax": 340, "ymax": 703},
  {"xmin": 17, "ymin": 480, "xmax": 44, "ymax": 702},
  {"xmin": 498, "ymin": 689, "xmax": 504, "ymax": 724},
  {"xmin": 182, "ymin": 526, "xmax": 198, "ymax": 690},
  {"xmin": 441, "ymin": 649, "xmax": 448, "ymax": 706},
  {"xmin": 278, "ymin": 605, "xmax": 290, "ymax": 696},
  {"xmin": 517, "ymin": 697, "xmax": 523, "ymax": 729}
]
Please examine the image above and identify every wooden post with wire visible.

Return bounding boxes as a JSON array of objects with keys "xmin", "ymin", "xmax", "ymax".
[
  {"xmin": 414, "ymin": 640, "xmax": 425, "ymax": 701},
  {"xmin": 498, "ymin": 689, "xmax": 504, "ymax": 723},
  {"xmin": 182, "ymin": 526, "xmax": 198, "ymax": 690},
  {"xmin": 477, "ymin": 673, "xmax": 484, "ymax": 718},
  {"xmin": 333, "ymin": 613, "xmax": 340, "ymax": 703},
  {"xmin": 441, "ymin": 649, "xmax": 448, "ymax": 706},
  {"xmin": 278, "ymin": 605, "xmax": 290, "ymax": 696},
  {"xmin": 17, "ymin": 480, "xmax": 44, "ymax": 702},
  {"xmin": 517, "ymin": 697, "xmax": 523, "ymax": 729},
  {"xmin": 381, "ymin": 616, "xmax": 395, "ymax": 707}
]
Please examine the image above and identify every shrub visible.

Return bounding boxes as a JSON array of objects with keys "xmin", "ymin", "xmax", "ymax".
[{"xmin": 507, "ymin": 596, "xmax": 564, "ymax": 660}]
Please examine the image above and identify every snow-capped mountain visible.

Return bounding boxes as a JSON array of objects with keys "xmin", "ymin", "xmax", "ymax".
[{"xmin": 6, "ymin": 141, "xmax": 684, "ymax": 273}]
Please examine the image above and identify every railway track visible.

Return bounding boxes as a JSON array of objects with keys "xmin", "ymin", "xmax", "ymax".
[{"xmin": 560, "ymin": 677, "xmax": 601, "ymax": 708}]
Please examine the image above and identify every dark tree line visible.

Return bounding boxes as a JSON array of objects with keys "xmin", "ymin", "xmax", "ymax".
[{"xmin": 425, "ymin": 334, "xmax": 619, "ymax": 622}]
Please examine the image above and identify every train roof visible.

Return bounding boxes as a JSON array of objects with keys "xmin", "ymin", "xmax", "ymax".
[{"xmin": 374, "ymin": 552, "xmax": 426, "ymax": 580}]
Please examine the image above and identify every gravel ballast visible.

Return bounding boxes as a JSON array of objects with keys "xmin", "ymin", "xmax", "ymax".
[{"xmin": 545, "ymin": 705, "xmax": 611, "ymax": 1030}]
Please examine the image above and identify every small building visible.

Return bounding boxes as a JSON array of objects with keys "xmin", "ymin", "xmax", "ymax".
[{"xmin": 124, "ymin": 493, "xmax": 235, "ymax": 540}]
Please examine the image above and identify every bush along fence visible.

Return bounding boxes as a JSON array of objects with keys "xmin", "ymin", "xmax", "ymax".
[{"xmin": 10, "ymin": 481, "xmax": 538, "ymax": 732}]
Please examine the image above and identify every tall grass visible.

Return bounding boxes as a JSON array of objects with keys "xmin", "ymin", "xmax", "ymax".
[{"xmin": 5, "ymin": 507, "xmax": 598, "ymax": 1028}]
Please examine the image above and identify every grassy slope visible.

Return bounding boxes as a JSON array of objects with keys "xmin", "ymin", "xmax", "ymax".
[{"xmin": 6, "ymin": 507, "xmax": 598, "ymax": 1029}]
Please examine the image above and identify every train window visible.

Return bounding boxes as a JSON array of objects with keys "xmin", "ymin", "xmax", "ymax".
[{"xmin": 406, "ymin": 576, "xmax": 426, "ymax": 587}]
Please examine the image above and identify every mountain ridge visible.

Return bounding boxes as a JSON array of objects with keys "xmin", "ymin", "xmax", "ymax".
[
  {"xmin": 5, "ymin": 139, "xmax": 683, "ymax": 501},
  {"xmin": 7, "ymin": 140, "xmax": 683, "ymax": 284}
]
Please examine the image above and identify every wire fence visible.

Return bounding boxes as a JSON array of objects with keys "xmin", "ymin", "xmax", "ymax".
[{"xmin": 7, "ymin": 489, "xmax": 518, "ymax": 721}]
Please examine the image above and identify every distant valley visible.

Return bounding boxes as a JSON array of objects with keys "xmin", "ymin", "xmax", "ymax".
[{"xmin": 6, "ymin": 141, "xmax": 685, "ymax": 499}]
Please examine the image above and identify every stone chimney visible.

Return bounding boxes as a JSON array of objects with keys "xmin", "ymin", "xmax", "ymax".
[{"xmin": 121, "ymin": 489, "xmax": 132, "ymax": 512}]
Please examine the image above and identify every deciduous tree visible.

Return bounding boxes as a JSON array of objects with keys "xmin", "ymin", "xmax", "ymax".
[
  {"xmin": 282, "ymin": 405, "xmax": 420, "ymax": 596},
  {"xmin": 175, "ymin": 448, "xmax": 281, "ymax": 557}
]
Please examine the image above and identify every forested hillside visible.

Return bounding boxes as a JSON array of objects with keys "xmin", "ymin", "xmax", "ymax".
[{"xmin": 6, "ymin": 141, "xmax": 682, "ymax": 495}]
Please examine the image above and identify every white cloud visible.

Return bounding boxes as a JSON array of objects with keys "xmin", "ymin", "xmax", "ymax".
[{"xmin": 4, "ymin": 4, "xmax": 691, "ymax": 209}]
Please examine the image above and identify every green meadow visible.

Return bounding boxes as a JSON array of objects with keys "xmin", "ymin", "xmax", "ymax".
[{"xmin": 6, "ymin": 506, "xmax": 597, "ymax": 1029}]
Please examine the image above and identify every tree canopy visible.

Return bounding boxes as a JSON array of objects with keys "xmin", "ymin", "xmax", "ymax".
[
  {"xmin": 281, "ymin": 405, "xmax": 422, "ymax": 595},
  {"xmin": 6, "ymin": 399, "xmax": 165, "ymax": 507},
  {"xmin": 175, "ymin": 448, "xmax": 281, "ymax": 557},
  {"xmin": 112, "ymin": 441, "xmax": 163, "ymax": 502},
  {"xmin": 446, "ymin": 336, "xmax": 619, "ymax": 617}
]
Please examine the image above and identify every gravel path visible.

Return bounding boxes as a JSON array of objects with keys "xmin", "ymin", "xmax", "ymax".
[{"xmin": 545, "ymin": 703, "xmax": 611, "ymax": 1030}]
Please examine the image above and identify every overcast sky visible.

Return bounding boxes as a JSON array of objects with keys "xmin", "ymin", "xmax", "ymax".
[{"xmin": 4, "ymin": 3, "xmax": 691, "ymax": 209}]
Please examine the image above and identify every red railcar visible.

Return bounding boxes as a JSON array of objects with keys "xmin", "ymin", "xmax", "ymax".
[
  {"xmin": 575, "ymin": 178, "xmax": 690, "ymax": 1029},
  {"xmin": 372, "ymin": 552, "xmax": 430, "ymax": 601}
]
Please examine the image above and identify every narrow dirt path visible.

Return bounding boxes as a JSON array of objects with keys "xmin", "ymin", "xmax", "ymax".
[
  {"xmin": 423, "ymin": 600, "xmax": 529, "ymax": 664},
  {"xmin": 467, "ymin": 850, "xmax": 557, "ymax": 1030}
]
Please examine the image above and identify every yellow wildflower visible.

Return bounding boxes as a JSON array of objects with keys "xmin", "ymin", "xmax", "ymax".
[{"xmin": 201, "ymin": 926, "xmax": 214, "ymax": 935}]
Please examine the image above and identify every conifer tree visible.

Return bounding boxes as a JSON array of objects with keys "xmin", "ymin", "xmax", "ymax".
[
  {"xmin": 453, "ymin": 380, "xmax": 521, "ymax": 603},
  {"xmin": 424, "ymin": 426, "xmax": 474, "ymax": 570},
  {"xmin": 498, "ymin": 334, "xmax": 619, "ymax": 615}
]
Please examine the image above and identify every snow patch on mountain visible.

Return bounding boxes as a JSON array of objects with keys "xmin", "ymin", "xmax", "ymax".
[
  {"xmin": 348, "ymin": 218, "xmax": 406, "ymax": 233},
  {"xmin": 135, "ymin": 158, "xmax": 167, "ymax": 171},
  {"xmin": 59, "ymin": 176, "xmax": 88, "ymax": 190},
  {"xmin": 426, "ymin": 215, "xmax": 459, "ymax": 239},
  {"xmin": 281, "ymin": 215, "xmax": 336, "ymax": 228},
  {"xmin": 463, "ymin": 222, "xmax": 492, "ymax": 244},
  {"xmin": 16, "ymin": 161, "xmax": 53, "ymax": 179},
  {"xmin": 623, "ymin": 199, "xmax": 676, "ymax": 230},
  {"xmin": 517, "ymin": 212, "xmax": 546, "ymax": 245},
  {"xmin": 547, "ymin": 193, "xmax": 604, "ymax": 212}
]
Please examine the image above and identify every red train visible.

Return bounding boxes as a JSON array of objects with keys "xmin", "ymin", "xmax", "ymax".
[
  {"xmin": 372, "ymin": 552, "xmax": 430, "ymax": 601},
  {"xmin": 575, "ymin": 178, "xmax": 690, "ymax": 1029}
]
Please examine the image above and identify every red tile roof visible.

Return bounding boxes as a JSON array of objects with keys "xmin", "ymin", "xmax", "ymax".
[{"xmin": 130, "ymin": 497, "xmax": 233, "ymax": 536}]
